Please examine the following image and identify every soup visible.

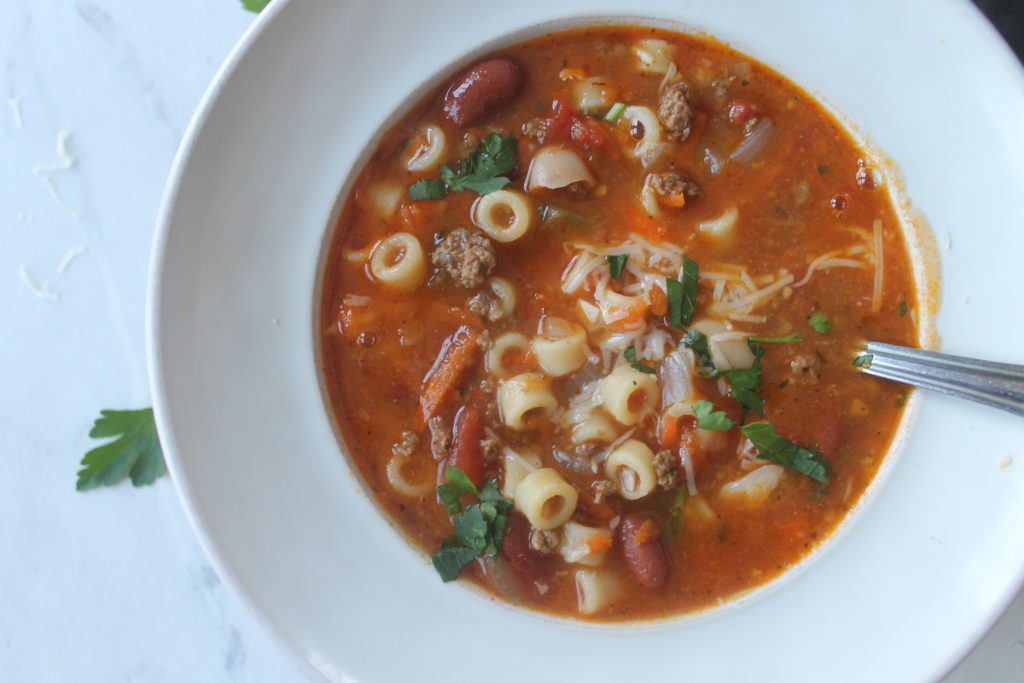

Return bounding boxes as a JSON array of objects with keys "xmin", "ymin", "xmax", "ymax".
[{"xmin": 318, "ymin": 25, "xmax": 918, "ymax": 620}]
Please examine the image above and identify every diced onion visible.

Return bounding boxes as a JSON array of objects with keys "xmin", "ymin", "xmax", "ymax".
[{"xmin": 730, "ymin": 118, "xmax": 774, "ymax": 164}]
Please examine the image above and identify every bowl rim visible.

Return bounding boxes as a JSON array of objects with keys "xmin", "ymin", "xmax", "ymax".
[{"xmin": 146, "ymin": 0, "xmax": 1024, "ymax": 680}]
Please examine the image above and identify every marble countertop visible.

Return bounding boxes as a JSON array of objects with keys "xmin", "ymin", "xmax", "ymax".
[{"xmin": 1, "ymin": 1, "xmax": 1021, "ymax": 680}]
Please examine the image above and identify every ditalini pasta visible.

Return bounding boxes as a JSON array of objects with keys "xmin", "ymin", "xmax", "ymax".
[{"xmin": 319, "ymin": 25, "xmax": 921, "ymax": 621}]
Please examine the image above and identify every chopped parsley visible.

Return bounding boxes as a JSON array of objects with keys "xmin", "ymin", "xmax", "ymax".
[
  {"xmin": 817, "ymin": 164, "xmax": 829, "ymax": 174},
  {"xmin": 692, "ymin": 400, "xmax": 735, "ymax": 431},
  {"xmin": 853, "ymin": 353, "xmax": 874, "ymax": 368},
  {"xmin": 740, "ymin": 421, "xmax": 830, "ymax": 484},
  {"xmin": 809, "ymin": 312, "xmax": 831, "ymax": 334},
  {"xmin": 77, "ymin": 408, "xmax": 165, "ymax": 490},
  {"xmin": 431, "ymin": 466, "xmax": 512, "ymax": 582},
  {"xmin": 624, "ymin": 344, "xmax": 655, "ymax": 373},
  {"xmin": 749, "ymin": 333, "xmax": 804, "ymax": 344},
  {"xmin": 899, "ymin": 301, "xmax": 908, "ymax": 317},
  {"xmin": 681, "ymin": 329, "xmax": 714, "ymax": 368},
  {"xmin": 606, "ymin": 254, "xmax": 629, "ymax": 280},
  {"xmin": 705, "ymin": 340, "xmax": 766, "ymax": 422},
  {"xmin": 668, "ymin": 256, "xmax": 699, "ymax": 327},
  {"xmin": 409, "ymin": 132, "xmax": 518, "ymax": 200}
]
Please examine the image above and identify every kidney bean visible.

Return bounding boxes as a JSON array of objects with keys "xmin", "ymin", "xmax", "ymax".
[
  {"xmin": 501, "ymin": 514, "xmax": 549, "ymax": 584},
  {"xmin": 618, "ymin": 513, "xmax": 668, "ymax": 589},
  {"xmin": 443, "ymin": 58, "xmax": 525, "ymax": 127}
]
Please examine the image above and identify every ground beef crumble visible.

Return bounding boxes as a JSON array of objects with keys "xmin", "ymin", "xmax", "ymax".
[
  {"xmin": 430, "ymin": 228, "xmax": 496, "ymax": 288},
  {"xmin": 658, "ymin": 81, "xmax": 694, "ymax": 141},
  {"xmin": 529, "ymin": 528, "xmax": 561, "ymax": 554},
  {"xmin": 654, "ymin": 449, "xmax": 678, "ymax": 490}
]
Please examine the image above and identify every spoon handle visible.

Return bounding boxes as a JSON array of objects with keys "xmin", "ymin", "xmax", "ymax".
[{"xmin": 860, "ymin": 342, "xmax": 1024, "ymax": 417}]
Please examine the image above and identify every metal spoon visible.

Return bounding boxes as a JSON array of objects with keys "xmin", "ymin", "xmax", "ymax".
[{"xmin": 856, "ymin": 342, "xmax": 1024, "ymax": 417}]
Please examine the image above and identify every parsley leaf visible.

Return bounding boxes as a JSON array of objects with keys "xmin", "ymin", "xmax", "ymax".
[
  {"xmin": 809, "ymin": 312, "xmax": 831, "ymax": 334},
  {"xmin": 241, "ymin": 0, "xmax": 270, "ymax": 11},
  {"xmin": 408, "ymin": 178, "xmax": 448, "ymax": 200},
  {"xmin": 667, "ymin": 257, "xmax": 699, "ymax": 326},
  {"xmin": 706, "ymin": 340, "xmax": 766, "ymax": 422},
  {"xmin": 437, "ymin": 465, "xmax": 478, "ymax": 514},
  {"xmin": 749, "ymin": 333, "xmax": 804, "ymax": 344},
  {"xmin": 899, "ymin": 301, "xmax": 907, "ymax": 317},
  {"xmin": 692, "ymin": 400, "xmax": 735, "ymax": 431},
  {"xmin": 431, "ymin": 471, "xmax": 513, "ymax": 582},
  {"xmin": 624, "ymin": 344, "xmax": 655, "ymax": 373},
  {"xmin": 740, "ymin": 421, "xmax": 830, "ymax": 484},
  {"xmin": 77, "ymin": 408, "xmax": 165, "ymax": 490},
  {"xmin": 853, "ymin": 353, "xmax": 873, "ymax": 368},
  {"xmin": 681, "ymin": 329, "xmax": 714, "ymax": 368},
  {"xmin": 408, "ymin": 133, "xmax": 518, "ymax": 199},
  {"xmin": 607, "ymin": 254, "xmax": 629, "ymax": 280}
]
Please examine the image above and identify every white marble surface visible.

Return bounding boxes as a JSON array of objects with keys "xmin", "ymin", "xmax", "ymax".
[{"xmin": 0, "ymin": 1, "xmax": 1021, "ymax": 680}]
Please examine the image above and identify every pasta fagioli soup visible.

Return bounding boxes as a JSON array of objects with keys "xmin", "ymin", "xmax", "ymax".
[{"xmin": 318, "ymin": 25, "xmax": 919, "ymax": 621}]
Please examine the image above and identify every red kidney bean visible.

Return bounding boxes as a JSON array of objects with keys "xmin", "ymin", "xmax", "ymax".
[
  {"xmin": 618, "ymin": 513, "xmax": 668, "ymax": 589},
  {"xmin": 501, "ymin": 514, "xmax": 548, "ymax": 584},
  {"xmin": 443, "ymin": 58, "xmax": 525, "ymax": 128}
]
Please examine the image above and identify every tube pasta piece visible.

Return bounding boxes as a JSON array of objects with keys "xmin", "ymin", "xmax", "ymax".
[
  {"xmin": 531, "ymin": 317, "xmax": 589, "ymax": 377},
  {"xmin": 633, "ymin": 39, "xmax": 675, "ymax": 74},
  {"xmin": 405, "ymin": 124, "xmax": 447, "ymax": 172},
  {"xmin": 369, "ymin": 232, "xmax": 427, "ymax": 292},
  {"xmin": 604, "ymin": 438, "xmax": 658, "ymax": 500},
  {"xmin": 472, "ymin": 189, "xmax": 536, "ymax": 243},
  {"xmin": 365, "ymin": 183, "xmax": 404, "ymax": 217},
  {"xmin": 621, "ymin": 106, "xmax": 666, "ymax": 167},
  {"xmin": 573, "ymin": 77, "xmax": 616, "ymax": 115},
  {"xmin": 560, "ymin": 522, "xmax": 613, "ymax": 566},
  {"xmin": 698, "ymin": 207, "xmax": 739, "ymax": 240},
  {"xmin": 487, "ymin": 276, "xmax": 517, "ymax": 319},
  {"xmin": 690, "ymin": 319, "xmax": 755, "ymax": 370},
  {"xmin": 385, "ymin": 454, "xmax": 431, "ymax": 497},
  {"xmin": 514, "ymin": 467, "xmax": 578, "ymax": 529},
  {"xmin": 525, "ymin": 146, "xmax": 596, "ymax": 193},
  {"xmin": 570, "ymin": 412, "xmax": 619, "ymax": 445},
  {"xmin": 640, "ymin": 173, "xmax": 661, "ymax": 217},
  {"xmin": 720, "ymin": 464, "xmax": 784, "ymax": 503},
  {"xmin": 601, "ymin": 364, "xmax": 660, "ymax": 426},
  {"xmin": 575, "ymin": 568, "xmax": 620, "ymax": 615},
  {"xmin": 500, "ymin": 447, "xmax": 542, "ymax": 500},
  {"xmin": 498, "ymin": 373, "xmax": 558, "ymax": 430},
  {"xmin": 486, "ymin": 332, "xmax": 532, "ymax": 378}
]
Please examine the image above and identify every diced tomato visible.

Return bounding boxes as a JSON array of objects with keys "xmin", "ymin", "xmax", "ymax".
[
  {"xmin": 728, "ymin": 101, "xmax": 766, "ymax": 124},
  {"xmin": 538, "ymin": 100, "xmax": 607, "ymax": 149},
  {"xmin": 447, "ymin": 405, "xmax": 485, "ymax": 487},
  {"xmin": 399, "ymin": 199, "xmax": 447, "ymax": 233}
]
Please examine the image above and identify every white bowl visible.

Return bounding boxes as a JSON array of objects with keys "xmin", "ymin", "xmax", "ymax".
[{"xmin": 147, "ymin": 0, "xmax": 1024, "ymax": 680}]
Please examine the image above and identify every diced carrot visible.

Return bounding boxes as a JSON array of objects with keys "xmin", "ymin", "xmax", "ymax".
[
  {"xmin": 659, "ymin": 193, "xmax": 688, "ymax": 209},
  {"xmin": 577, "ymin": 489, "xmax": 616, "ymax": 522},
  {"xmin": 649, "ymin": 286, "xmax": 668, "ymax": 317},
  {"xmin": 447, "ymin": 406, "xmax": 485, "ymax": 487},
  {"xmin": 659, "ymin": 413, "xmax": 681, "ymax": 449},
  {"xmin": 625, "ymin": 206, "xmax": 666, "ymax": 239},
  {"xmin": 558, "ymin": 67, "xmax": 587, "ymax": 81},
  {"xmin": 586, "ymin": 533, "xmax": 613, "ymax": 555},
  {"xmin": 633, "ymin": 518, "xmax": 662, "ymax": 545},
  {"xmin": 420, "ymin": 325, "xmax": 480, "ymax": 422},
  {"xmin": 399, "ymin": 200, "xmax": 447, "ymax": 232}
]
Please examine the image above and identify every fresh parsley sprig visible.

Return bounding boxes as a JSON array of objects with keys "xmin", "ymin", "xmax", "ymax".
[
  {"xmin": 680, "ymin": 329, "xmax": 714, "ymax": 368},
  {"xmin": 77, "ymin": 408, "xmax": 166, "ymax": 490},
  {"xmin": 409, "ymin": 132, "xmax": 518, "ymax": 200},
  {"xmin": 624, "ymin": 344, "xmax": 655, "ymax": 374},
  {"xmin": 692, "ymin": 400, "xmax": 735, "ymax": 431},
  {"xmin": 241, "ymin": 0, "xmax": 270, "ymax": 12},
  {"xmin": 606, "ymin": 254, "xmax": 629, "ymax": 280},
  {"xmin": 741, "ymin": 421, "xmax": 830, "ymax": 484},
  {"xmin": 667, "ymin": 256, "xmax": 699, "ymax": 327},
  {"xmin": 749, "ymin": 333, "xmax": 804, "ymax": 344},
  {"xmin": 809, "ymin": 312, "xmax": 831, "ymax": 334},
  {"xmin": 705, "ymin": 340, "xmax": 766, "ymax": 422},
  {"xmin": 432, "ymin": 465, "xmax": 513, "ymax": 582}
]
